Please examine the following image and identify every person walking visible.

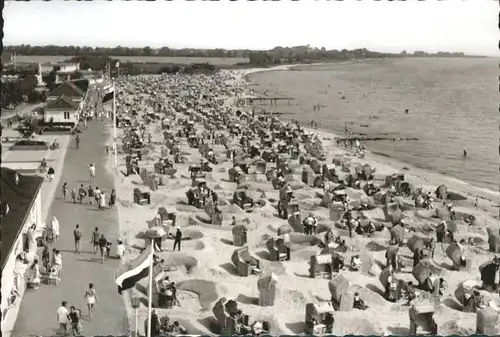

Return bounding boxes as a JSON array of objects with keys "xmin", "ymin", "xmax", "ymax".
[
  {"xmin": 51, "ymin": 216, "xmax": 60, "ymax": 242},
  {"xmin": 109, "ymin": 189, "xmax": 116, "ymax": 207},
  {"xmin": 53, "ymin": 249, "xmax": 63, "ymax": 278},
  {"xmin": 74, "ymin": 224, "xmax": 83, "ymax": 254},
  {"xmin": 94, "ymin": 186, "xmax": 101, "ymax": 206},
  {"xmin": 91, "ymin": 227, "xmax": 100, "ymax": 254},
  {"xmin": 62, "ymin": 182, "xmax": 68, "ymax": 201},
  {"xmin": 170, "ymin": 281, "xmax": 180, "ymax": 307},
  {"xmin": 42, "ymin": 245, "xmax": 51, "ymax": 273},
  {"xmin": 87, "ymin": 185, "xmax": 94, "ymax": 205},
  {"xmin": 99, "ymin": 191, "xmax": 106, "ymax": 210},
  {"xmin": 57, "ymin": 301, "xmax": 70, "ymax": 336},
  {"xmin": 89, "ymin": 164, "xmax": 96, "ymax": 181},
  {"xmin": 75, "ymin": 135, "xmax": 80, "ymax": 150},
  {"xmin": 173, "ymin": 227, "xmax": 182, "ymax": 251},
  {"xmin": 78, "ymin": 184, "xmax": 86, "ymax": 204},
  {"xmin": 84, "ymin": 283, "xmax": 98, "ymax": 319},
  {"xmin": 71, "ymin": 188, "xmax": 77, "ymax": 204},
  {"xmin": 69, "ymin": 306, "xmax": 82, "ymax": 336},
  {"xmin": 29, "ymin": 259, "xmax": 41, "ymax": 290},
  {"xmin": 116, "ymin": 240, "xmax": 125, "ymax": 260},
  {"xmin": 98, "ymin": 234, "xmax": 108, "ymax": 263}
]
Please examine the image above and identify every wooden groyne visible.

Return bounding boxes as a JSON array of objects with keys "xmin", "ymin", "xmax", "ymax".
[
  {"xmin": 337, "ymin": 136, "xmax": 419, "ymax": 142},
  {"xmin": 255, "ymin": 111, "xmax": 296, "ymax": 116},
  {"xmin": 245, "ymin": 96, "xmax": 295, "ymax": 105}
]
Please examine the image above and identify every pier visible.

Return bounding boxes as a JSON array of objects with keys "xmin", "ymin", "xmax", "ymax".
[{"xmin": 246, "ymin": 96, "xmax": 295, "ymax": 106}]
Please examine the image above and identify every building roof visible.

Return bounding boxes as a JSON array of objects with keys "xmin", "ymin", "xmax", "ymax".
[
  {"xmin": 45, "ymin": 95, "xmax": 79, "ymax": 110},
  {"xmin": 0, "ymin": 167, "xmax": 44, "ymax": 270},
  {"xmin": 48, "ymin": 81, "xmax": 85, "ymax": 98},
  {"xmin": 72, "ymin": 79, "xmax": 90, "ymax": 94}
]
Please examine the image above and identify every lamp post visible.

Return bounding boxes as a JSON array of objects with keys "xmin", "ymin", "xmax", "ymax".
[
  {"xmin": 131, "ymin": 296, "xmax": 140, "ymax": 337},
  {"xmin": 143, "ymin": 229, "xmax": 164, "ymax": 337}
]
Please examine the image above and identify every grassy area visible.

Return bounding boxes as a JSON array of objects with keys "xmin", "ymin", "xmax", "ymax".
[{"xmin": 14, "ymin": 55, "xmax": 250, "ymax": 65}]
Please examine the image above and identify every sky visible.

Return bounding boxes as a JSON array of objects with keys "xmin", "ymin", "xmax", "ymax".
[{"xmin": 4, "ymin": 0, "xmax": 499, "ymax": 56}]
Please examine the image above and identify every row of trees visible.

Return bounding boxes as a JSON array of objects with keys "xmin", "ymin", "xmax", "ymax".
[
  {"xmin": 5, "ymin": 45, "xmax": 467, "ymax": 67},
  {"xmin": 248, "ymin": 47, "xmax": 467, "ymax": 66},
  {"xmin": 60, "ymin": 55, "xmax": 219, "ymax": 75},
  {"xmin": 5, "ymin": 45, "xmax": 250, "ymax": 58}
]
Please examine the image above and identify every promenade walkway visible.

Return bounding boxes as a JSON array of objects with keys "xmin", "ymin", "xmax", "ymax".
[{"xmin": 12, "ymin": 117, "xmax": 128, "ymax": 336}]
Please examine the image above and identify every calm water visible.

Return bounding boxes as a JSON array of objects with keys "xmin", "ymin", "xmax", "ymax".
[{"xmin": 251, "ymin": 58, "xmax": 498, "ymax": 192}]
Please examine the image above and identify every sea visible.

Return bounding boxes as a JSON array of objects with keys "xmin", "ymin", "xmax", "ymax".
[{"xmin": 250, "ymin": 57, "xmax": 498, "ymax": 193}]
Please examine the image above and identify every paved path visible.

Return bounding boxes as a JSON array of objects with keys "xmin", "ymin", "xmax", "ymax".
[{"xmin": 12, "ymin": 118, "xmax": 128, "ymax": 336}]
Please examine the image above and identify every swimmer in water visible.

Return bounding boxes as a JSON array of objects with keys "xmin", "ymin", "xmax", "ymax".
[{"xmin": 463, "ymin": 149, "xmax": 467, "ymax": 157}]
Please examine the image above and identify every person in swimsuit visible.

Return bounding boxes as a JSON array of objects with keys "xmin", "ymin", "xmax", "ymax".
[{"xmin": 84, "ymin": 283, "xmax": 98, "ymax": 319}]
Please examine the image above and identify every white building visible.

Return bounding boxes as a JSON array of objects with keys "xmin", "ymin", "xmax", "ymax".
[
  {"xmin": 44, "ymin": 95, "xmax": 80, "ymax": 126},
  {"xmin": 38, "ymin": 62, "xmax": 81, "ymax": 84},
  {"xmin": 1, "ymin": 168, "xmax": 44, "ymax": 335}
]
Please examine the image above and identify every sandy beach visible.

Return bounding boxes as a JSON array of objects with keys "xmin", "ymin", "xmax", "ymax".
[{"xmin": 109, "ymin": 68, "xmax": 500, "ymax": 336}]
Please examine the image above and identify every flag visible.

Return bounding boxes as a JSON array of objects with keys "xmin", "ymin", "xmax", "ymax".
[
  {"xmin": 102, "ymin": 85, "xmax": 115, "ymax": 104},
  {"xmin": 115, "ymin": 247, "xmax": 153, "ymax": 294}
]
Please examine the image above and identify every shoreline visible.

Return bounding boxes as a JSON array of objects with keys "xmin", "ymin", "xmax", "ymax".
[{"xmin": 242, "ymin": 65, "xmax": 499, "ymax": 211}]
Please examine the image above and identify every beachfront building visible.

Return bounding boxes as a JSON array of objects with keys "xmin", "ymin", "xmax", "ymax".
[
  {"xmin": 47, "ymin": 81, "xmax": 86, "ymax": 109},
  {"xmin": 1, "ymin": 168, "xmax": 44, "ymax": 336},
  {"xmin": 54, "ymin": 63, "xmax": 80, "ymax": 84},
  {"xmin": 44, "ymin": 94, "xmax": 80, "ymax": 126},
  {"xmin": 37, "ymin": 62, "xmax": 80, "ymax": 84}
]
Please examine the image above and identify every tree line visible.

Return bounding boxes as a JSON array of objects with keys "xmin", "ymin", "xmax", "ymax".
[
  {"xmin": 5, "ymin": 45, "xmax": 250, "ymax": 59},
  {"xmin": 248, "ymin": 47, "xmax": 467, "ymax": 66},
  {"xmin": 5, "ymin": 45, "xmax": 467, "ymax": 67},
  {"xmin": 62, "ymin": 55, "xmax": 219, "ymax": 76}
]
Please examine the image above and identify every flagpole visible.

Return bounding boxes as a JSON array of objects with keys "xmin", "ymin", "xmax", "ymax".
[
  {"xmin": 113, "ymin": 80, "xmax": 117, "ymax": 169},
  {"xmin": 147, "ymin": 241, "xmax": 154, "ymax": 337}
]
